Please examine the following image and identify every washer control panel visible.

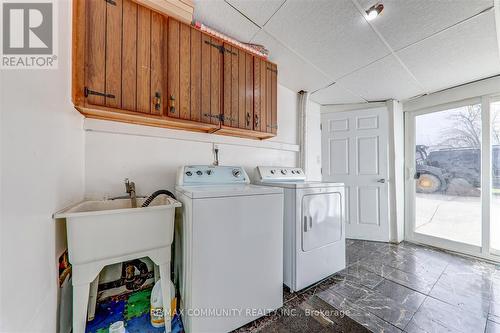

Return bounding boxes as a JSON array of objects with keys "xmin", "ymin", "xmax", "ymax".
[
  {"xmin": 257, "ymin": 166, "xmax": 306, "ymax": 182},
  {"xmin": 177, "ymin": 165, "xmax": 250, "ymax": 185}
]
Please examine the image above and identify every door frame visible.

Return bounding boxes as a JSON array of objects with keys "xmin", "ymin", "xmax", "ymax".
[{"xmin": 404, "ymin": 94, "xmax": 500, "ymax": 262}]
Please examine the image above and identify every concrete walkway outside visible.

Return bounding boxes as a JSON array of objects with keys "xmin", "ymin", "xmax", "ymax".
[{"xmin": 415, "ymin": 193, "xmax": 500, "ymax": 249}]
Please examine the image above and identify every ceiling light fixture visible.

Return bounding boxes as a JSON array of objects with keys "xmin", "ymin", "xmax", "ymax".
[{"xmin": 365, "ymin": 3, "xmax": 384, "ymax": 21}]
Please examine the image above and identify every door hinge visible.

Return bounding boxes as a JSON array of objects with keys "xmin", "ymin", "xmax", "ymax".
[
  {"xmin": 104, "ymin": 0, "xmax": 116, "ymax": 5},
  {"xmin": 84, "ymin": 87, "xmax": 115, "ymax": 99}
]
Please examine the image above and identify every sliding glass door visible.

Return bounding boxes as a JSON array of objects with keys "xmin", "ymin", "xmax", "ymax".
[{"xmin": 406, "ymin": 96, "xmax": 500, "ymax": 260}]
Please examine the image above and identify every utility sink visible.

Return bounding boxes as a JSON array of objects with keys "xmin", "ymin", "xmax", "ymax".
[
  {"xmin": 54, "ymin": 196, "xmax": 181, "ymax": 265},
  {"xmin": 55, "ymin": 195, "xmax": 181, "ymax": 333}
]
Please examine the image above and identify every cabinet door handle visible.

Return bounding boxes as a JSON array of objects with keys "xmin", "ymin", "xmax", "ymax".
[
  {"xmin": 303, "ymin": 216, "xmax": 308, "ymax": 232},
  {"xmin": 153, "ymin": 92, "xmax": 161, "ymax": 111},
  {"xmin": 254, "ymin": 114, "xmax": 260, "ymax": 128},
  {"xmin": 246, "ymin": 113, "xmax": 251, "ymax": 127},
  {"xmin": 309, "ymin": 217, "xmax": 313, "ymax": 229},
  {"xmin": 169, "ymin": 95, "xmax": 176, "ymax": 114},
  {"xmin": 203, "ymin": 113, "xmax": 221, "ymax": 121}
]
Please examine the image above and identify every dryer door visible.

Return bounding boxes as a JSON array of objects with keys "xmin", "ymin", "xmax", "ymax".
[{"xmin": 301, "ymin": 192, "xmax": 342, "ymax": 252}]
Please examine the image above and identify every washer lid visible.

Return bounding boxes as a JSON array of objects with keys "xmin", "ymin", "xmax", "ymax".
[
  {"xmin": 175, "ymin": 184, "xmax": 283, "ymax": 199},
  {"xmin": 258, "ymin": 180, "xmax": 344, "ymax": 189}
]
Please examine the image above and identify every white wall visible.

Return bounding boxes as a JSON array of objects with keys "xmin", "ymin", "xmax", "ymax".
[
  {"xmin": 0, "ymin": 1, "xmax": 85, "ymax": 331},
  {"xmin": 85, "ymin": 84, "xmax": 299, "ymax": 198},
  {"xmin": 305, "ymin": 101, "xmax": 322, "ymax": 181}
]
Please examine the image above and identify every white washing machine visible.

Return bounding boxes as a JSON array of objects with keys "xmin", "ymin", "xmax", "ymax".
[
  {"xmin": 256, "ymin": 166, "xmax": 345, "ymax": 292},
  {"xmin": 175, "ymin": 165, "xmax": 284, "ymax": 333}
]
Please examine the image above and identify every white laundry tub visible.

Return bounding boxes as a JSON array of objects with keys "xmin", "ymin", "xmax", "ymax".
[{"xmin": 54, "ymin": 196, "xmax": 181, "ymax": 265}]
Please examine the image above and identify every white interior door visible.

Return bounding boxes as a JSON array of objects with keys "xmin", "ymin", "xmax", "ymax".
[{"xmin": 321, "ymin": 107, "xmax": 389, "ymax": 241}]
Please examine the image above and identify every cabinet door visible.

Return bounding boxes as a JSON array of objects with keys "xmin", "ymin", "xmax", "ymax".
[
  {"xmin": 85, "ymin": 0, "xmax": 165, "ymax": 114},
  {"xmin": 223, "ymin": 44, "xmax": 254, "ymax": 130},
  {"xmin": 85, "ymin": 0, "xmax": 106, "ymax": 106},
  {"xmin": 168, "ymin": 20, "xmax": 221, "ymax": 124},
  {"xmin": 262, "ymin": 61, "xmax": 278, "ymax": 134},
  {"xmin": 255, "ymin": 59, "xmax": 276, "ymax": 134},
  {"xmin": 270, "ymin": 63, "xmax": 277, "ymax": 134},
  {"xmin": 254, "ymin": 58, "xmax": 268, "ymax": 132}
]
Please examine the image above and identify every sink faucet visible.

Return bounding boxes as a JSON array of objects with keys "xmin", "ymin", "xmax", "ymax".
[{"xmin": 125, "ymin": 178, "xmax": 137, "ymax": 208}]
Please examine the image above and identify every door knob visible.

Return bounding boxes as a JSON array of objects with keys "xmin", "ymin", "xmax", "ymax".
[{"xmin": 377, "ymin": 178, "xmax": 386, "ymax": 183}]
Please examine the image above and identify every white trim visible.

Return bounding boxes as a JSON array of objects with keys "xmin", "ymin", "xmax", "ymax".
[
  {"xmin": 481, "ymin": 96, "xmax": 492, "ymax": 254},
  {"xmin": 84, "ymin": 118, "xmax": 300, "ymax": 152},
  {"xmin": 321, "ymin": 102, "xmax": 386, "ymax": 113},
  {"xmin": 409, "ymin": 97, "xmax": 482, "ymax": 116},
  {"xmin": 403, "ymin": 76, "xmax": 500, "ymax": 113},
  {"xmin": 406, "ymin": 236, "xmax": 500, "ymax": 264},
  {"xmin": 495, "ymin": 0, "xmax": 500, "ymax": 63},
  {"xmin": 387, "ymin": 100, "xmax": 405, "ymax": 243},
  {"xmin": 404, "ymin": 112, "xmax": 416, "ymax": 242}
]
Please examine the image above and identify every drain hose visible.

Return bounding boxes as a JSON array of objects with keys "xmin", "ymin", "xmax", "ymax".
[{"xmin": 141, "ymin": 190, "xmax": 176, "ymax": 207}]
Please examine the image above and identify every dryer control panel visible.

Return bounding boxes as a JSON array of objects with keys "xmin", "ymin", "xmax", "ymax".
[
  {"xmin": 257, "ymin": 166, "xmax": 307, "ymax": 182},
  {"xmin": 177, "ymin": 165, "xmax": 250, "ymax": 185}
]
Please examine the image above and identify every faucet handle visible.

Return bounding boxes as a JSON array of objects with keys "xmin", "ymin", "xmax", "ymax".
[{"xmin": 124, "ymin": 178, "xmax": 132, "ymax": 193}]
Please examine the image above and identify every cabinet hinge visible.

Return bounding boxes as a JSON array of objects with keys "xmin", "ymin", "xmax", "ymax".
[
  {"xmin": 84, "ymin": 87, "xmax": 115, "ymax": 99},
  {"xmin": 104, "ymin": 0, "xmax": 116, "ymax": 5},
  {"xmin": 204, "ymin": 40, "xmax": 224, "ymax": 54},
  {"xmin": 266, "ymin": 66, "xmax": 278, "ymax": 74},
  {"xmin": 320, "ymin": 123, "xmax": 322, "ymax": 131},
  {"xmin": 204, "ymin": 40, "xmax": 237, "ymax": 55}
]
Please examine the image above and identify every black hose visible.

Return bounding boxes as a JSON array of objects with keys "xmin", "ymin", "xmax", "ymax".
[{"xmin": 141, "ymin": 190, "xmax": 176, "ymax": 207}]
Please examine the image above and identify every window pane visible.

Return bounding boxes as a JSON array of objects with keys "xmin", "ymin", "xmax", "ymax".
[{"xmin": 414, "ymin": 104, "xmax": 482, "ymax": 246}]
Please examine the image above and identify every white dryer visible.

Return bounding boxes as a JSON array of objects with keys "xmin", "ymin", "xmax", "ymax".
[
  {"xmin": 256, "ymin": 166, "xmax": 345, "ymax": 292},
  {"xmin": 175, "ymin": 165, "xmax": 284, "ymax": 333}
]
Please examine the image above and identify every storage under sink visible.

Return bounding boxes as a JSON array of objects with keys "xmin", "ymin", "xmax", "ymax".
[{"xmin": 54, "ymin": 195, "xmax": 181, "ymax": 333}]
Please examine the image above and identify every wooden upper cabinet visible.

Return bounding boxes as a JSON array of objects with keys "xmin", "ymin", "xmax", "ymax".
[
  {"xmin": 74, "ymin": 0, "xmax": 276, "ymax": 139},
  {"xmin": 167, "ymin": 18, "xmax": 222, "ymax": 124},
  {"xmin": 83, "ymin": 0, "xmax": 165, "ymax": 114}
]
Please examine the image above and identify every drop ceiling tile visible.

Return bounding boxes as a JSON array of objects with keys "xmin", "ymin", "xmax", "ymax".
[
  {"xmin": 358, "ymin": 0, "xmax": 493, "ymax": 50},
  {"xmin": 251, "ymin": 30, "xmax": 332, "ymax": 93},
  {"xmin": 193, "ymin": 0, "xmax": 260, "ymax": 42},
  {"xmin": 226, "ymin": 0, "xmax": 285, "ymax": 27},
  {"xmin": 397, "ymin": 10, "xmax": 500, "ymax": 93},
  {"xmin": 338, "ymin": 55, "xmax": 424, "ymax": 101},
  {"xmin": 310, "ymin": 83, "xmax": 366, "ymax": 105},
  {"xmin": 263, "ymin": 0, "xmax": 390, "ymax": 79}
]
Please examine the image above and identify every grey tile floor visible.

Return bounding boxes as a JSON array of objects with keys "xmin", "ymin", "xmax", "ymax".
[{"xmin": 233, "ymin": 239, "xmax": 500, "ymax": 333}]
